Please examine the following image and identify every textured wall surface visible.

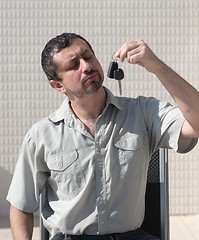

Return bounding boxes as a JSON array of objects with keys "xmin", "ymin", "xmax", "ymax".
[{"xmin": 0, "ymin": 0, "xmax": 199, "ymax": 217}]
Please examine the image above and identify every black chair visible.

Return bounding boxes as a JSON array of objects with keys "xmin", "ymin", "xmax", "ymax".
[
  {"xmin": 40, "ymin": 149, "xmax": 169, "ymax": 240},
  {"xmin": 40, "ymin": 185, "xmax": 49, "ymax": 240},
  {"xmin": 141, "ymin": 148, "xmax": 170, "ymax": 240}
]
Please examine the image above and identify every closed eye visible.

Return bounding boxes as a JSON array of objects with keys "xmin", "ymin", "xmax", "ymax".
[
  {"xmin": 83, "ymin": 54, "xmax": 92, "ymax": 61},
  {"xmin": 66, "ymin": 59, "xmax": 80, "ymax": 70}
]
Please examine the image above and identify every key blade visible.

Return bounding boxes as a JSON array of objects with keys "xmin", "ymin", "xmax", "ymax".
[{"xmin": 118, "ymin": 80, "xmax": 122, "ymax": 96}]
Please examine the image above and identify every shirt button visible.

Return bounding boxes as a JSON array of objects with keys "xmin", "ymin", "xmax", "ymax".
[{"xmin": 57, "ymin": 162, "xmax": 63, "ymax": 168}]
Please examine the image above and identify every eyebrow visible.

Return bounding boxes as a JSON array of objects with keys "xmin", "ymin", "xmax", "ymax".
[{"xmin": 64, "ymin": 49, "xmax": 91, "ymax": 68}]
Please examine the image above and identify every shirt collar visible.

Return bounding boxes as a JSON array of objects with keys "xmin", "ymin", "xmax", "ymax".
[
  {"xmin": 105, "ymin": 87, "xmax": 123, "ymax": 110},
  {"xmin": 48, "ymin": 97, "xmax": 71, "ymax": 123},
  {"xmin": 48, "ymin": 87, "xmax": 123, "ymax": 123}
]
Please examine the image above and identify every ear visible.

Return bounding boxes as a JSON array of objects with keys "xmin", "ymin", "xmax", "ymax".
[{"xmin": 49, "ymin": 80, "xmax": 66, "ymax": 94}]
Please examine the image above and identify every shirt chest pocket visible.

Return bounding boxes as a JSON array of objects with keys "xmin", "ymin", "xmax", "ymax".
[
  {"xmin": 114, "ymin": 132, "xmax": 148, "ymax": 178},
  {"xmin": 46, "ymin": 149, "xmax": 86, "ymax": 198}
]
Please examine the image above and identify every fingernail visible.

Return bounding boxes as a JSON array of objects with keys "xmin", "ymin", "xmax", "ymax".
[{"xmin": 114, "ymin": 51, "xmax": 119, "ymax": 56}]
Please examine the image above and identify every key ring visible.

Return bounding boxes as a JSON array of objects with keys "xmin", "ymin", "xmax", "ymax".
[{"xmin": 112, "ymin": 54, "xmax": 120, "ymax": 63}]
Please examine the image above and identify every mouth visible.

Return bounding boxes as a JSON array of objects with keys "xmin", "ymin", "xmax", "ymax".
[{"xmin": 83, "ymin": 72, "xmax": 99, "ymax": 84}]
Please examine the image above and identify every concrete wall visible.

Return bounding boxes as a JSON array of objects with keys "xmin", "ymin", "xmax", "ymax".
[{"xmin": 1, "ymin": 0, "xmax": 199, "ymax": 217}]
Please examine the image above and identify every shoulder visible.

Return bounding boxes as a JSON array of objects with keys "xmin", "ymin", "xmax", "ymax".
[{"xmin": 116, "ymin": 95, "xmax": 161, "ymax": 109}]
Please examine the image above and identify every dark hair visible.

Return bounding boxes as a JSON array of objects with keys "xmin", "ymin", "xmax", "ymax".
[{"xmin": 41, "ymin": 33, "xmax": 94, "ymax": 81}]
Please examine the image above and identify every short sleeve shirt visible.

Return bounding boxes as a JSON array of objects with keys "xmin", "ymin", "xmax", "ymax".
[{"xmin": 7, "ymin": 88, "xmax": 197, "ymax": 238}]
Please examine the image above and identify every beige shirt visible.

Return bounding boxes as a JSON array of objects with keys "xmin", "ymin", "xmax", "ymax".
[{"xmin": 7, "ymin": 88, "xmax": 197, "ymax": 238}]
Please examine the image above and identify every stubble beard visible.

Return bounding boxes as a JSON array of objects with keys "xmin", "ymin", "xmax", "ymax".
[{"xmin": 75, "ymin": 72, "xmax": 103, "ymax": 98}]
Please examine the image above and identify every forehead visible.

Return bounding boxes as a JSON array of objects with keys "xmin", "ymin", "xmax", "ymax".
[{"xmin": 53, "ymin": 38, "xmax": 92, "ymax": 64}]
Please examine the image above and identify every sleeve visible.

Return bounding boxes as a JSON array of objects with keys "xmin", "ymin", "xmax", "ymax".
[
  {"xmin": 6, "ymin": 129, "xmax": 49, "ymax": 213},
  {"xmin": 142, "ymin": 97, "xmax": 198, "ymax": 153}
]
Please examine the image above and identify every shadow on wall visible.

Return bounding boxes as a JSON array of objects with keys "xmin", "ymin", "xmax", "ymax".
[{"xmin": 0, "ymin": 167, "xmax": 12, "ymax": 228}]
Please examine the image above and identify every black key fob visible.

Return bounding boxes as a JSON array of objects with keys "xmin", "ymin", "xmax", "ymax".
[
  {"xmin": 114, "ymin": 68, "xmax": 124, "ymax": 80},
  {"xmin": 107, "ymin": 55, "xmax": 124, "ymax": 80},
  {"xmin": 107, "ymin": 61, "xmax": 118, "ymax": 79}
]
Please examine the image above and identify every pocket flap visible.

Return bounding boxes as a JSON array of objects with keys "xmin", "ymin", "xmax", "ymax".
[
  {"xmin": 114, "ymin": 132, "xmax": 147, "ymax": 151},
  {"xmin": 47, "ymin": 149, "xmax": 78, "ymax": 171}
]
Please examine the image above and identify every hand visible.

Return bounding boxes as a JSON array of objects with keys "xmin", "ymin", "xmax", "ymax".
[{"xmin": 115, "ymin": 40, "xmax": 163, "ymax": 74}]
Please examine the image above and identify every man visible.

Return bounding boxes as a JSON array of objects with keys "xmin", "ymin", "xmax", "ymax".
[{"xmin": 7, "ymin": 33, "xmax": 199, "ymax": 240}]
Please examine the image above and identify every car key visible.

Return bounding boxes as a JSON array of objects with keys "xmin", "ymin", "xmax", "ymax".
[{"xmin": 107, "ymin": 55, "xmax": 124, "ymax": 96}]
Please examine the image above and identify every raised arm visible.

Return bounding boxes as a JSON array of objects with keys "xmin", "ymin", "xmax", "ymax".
[
  {"xmin": 115, "ymin": 40, "xmax": 199, "ymax": 138},
  {"xmin": 10, "ymin": 205, "xmax": 33, "ymax": 240}
]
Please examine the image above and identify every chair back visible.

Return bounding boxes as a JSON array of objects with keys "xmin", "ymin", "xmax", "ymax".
[{"xmin": 142, "ymin": 148, "xmax": 170, "ymax": 240}]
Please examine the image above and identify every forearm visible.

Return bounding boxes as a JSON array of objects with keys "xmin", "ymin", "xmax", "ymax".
[
  {"xmin": 153, "ymin": 61, "xmax": 199, "ymax": 136},
  {"xmin": 10, "ymin": 205, "xmax": 33, "ymax": 240},
  {"xmin": 115, "ymin": 40, "xmax": 199, "ymax": 137}
]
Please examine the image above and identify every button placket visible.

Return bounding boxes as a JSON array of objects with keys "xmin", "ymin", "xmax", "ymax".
[{"xmin": 95, "ymin": 122, "xmax": 107, "ymax": 233}]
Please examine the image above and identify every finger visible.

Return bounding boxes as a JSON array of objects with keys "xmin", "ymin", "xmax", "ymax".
[
  {"xmin": 126, "ymin": 48, "xmax": 141, "ymax": 63},
  {"xmin": 114, "ymin": 42, "xmax": 129, "ymax": 58},
  {"xmin": 116, "ymin": 42, "xmax": 138, "ymax": 62},
  {"xmin": 115, "ymin": 41, "xmax": 141, "ymax": 62},
  {"xmin": 127, "ymin": 53, "xmax": 141, "ymax": 65}
]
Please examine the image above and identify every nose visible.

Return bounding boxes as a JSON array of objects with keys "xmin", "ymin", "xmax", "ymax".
[{"xmin": 80, "ymin": 59, "xmax": 92, "ymax": 72}]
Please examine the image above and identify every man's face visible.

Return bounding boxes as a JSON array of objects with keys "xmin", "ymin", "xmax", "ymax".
[{"xmin": 51, "ymin": 38, "xmax": 104, "ymax": 99}]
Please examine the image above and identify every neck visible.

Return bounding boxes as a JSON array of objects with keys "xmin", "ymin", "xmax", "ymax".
[{"xmin": 70, "ymin": 87, "xmax": 106, "ymax": 121}]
